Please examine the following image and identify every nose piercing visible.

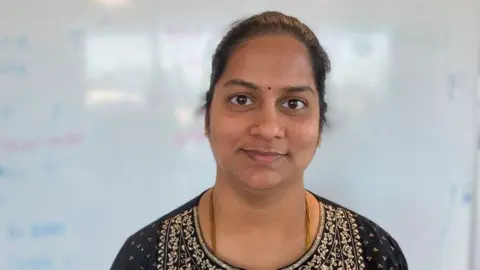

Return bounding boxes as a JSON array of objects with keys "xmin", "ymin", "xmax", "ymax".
[
  {"xmin": 252, "ymin": 123, "xmax": 260, "ymax": 128},
  {"xmin": 249, "ymin": 123, "xmax": 259, "ymax": 135}
]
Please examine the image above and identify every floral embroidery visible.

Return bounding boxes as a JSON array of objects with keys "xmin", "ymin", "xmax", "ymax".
[{"xmin": 156, "ymin": 202, "xmax": 366, "ymax": 270}]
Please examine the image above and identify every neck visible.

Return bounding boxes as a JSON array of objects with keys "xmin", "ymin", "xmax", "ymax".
[
  {"xmin": 196, "ymin": 170, "xmax": 320, "ymax": 268},
  {"xmin": 211, "ymin": 173, "xmax": 307, "ymax": 232}
]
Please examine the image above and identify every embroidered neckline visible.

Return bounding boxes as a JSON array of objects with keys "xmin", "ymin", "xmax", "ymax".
[
  {"xmin": 192, "ymin": 201, "xmax": 326, "ymax": 270},
  {"xmin": 156, "ymin": 196, "xmax": 366, "ymax": 270}
]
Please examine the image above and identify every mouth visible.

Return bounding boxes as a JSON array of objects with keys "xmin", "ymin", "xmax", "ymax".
[{"xmin": 241, "ymin": 149, "xmax": 287, "ymax": 164}]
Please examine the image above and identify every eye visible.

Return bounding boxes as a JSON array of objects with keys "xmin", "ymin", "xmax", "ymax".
[
  {"xmin": 229, "ymin": 95, "xmax": 253, "ymax": 106},
  {"xmin": 281, "ymin": 99, "xmax": 306, "ymax": 110}
]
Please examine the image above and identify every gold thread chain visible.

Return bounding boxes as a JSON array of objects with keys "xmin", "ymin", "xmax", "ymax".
[{"xmin": 209, "ymin": 188, "xmax": 311, "ymax": 254}]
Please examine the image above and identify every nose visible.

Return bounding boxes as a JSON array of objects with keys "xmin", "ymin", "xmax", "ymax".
[{"xmin": 249, "ymin": 106, "xmax": 285, "ymax": 140}]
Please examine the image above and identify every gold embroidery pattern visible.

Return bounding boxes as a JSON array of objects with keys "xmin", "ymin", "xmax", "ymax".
[
  {"xmin": 157, "ymin": 218, "xmax": 169, "ymax": 269},
  {"xmin": 345, "ymin": 209, "xmax": 366, "ymax": 269},
  {"xmin": 156, "ymin": 203, "xmax": 365, "ymax": 270}
]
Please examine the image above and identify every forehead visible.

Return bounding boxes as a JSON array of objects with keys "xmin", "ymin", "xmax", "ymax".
[{"xmin": 221, "ymin": 34, "xmax": 315, "ymax": 88}]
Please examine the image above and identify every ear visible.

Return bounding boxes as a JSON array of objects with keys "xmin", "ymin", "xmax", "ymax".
[{"xmin": 316, "ymin": 133, "xmax": 322, "ymax": 148}]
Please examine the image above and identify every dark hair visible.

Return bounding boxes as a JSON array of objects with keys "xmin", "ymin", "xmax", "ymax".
[{"xmin": 203, "ymin": 11, "xmax": 331, "ymax": 131}]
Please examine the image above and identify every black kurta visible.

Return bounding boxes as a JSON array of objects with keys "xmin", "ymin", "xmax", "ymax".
[{"xmin": 110, "ymin": 191, "xmax": 408, "ymax": 270}]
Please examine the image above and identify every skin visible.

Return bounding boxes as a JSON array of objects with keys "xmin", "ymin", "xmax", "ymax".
[{"xmin": 198, "ymin": 34, "xmax": 323, "ymax": 269}]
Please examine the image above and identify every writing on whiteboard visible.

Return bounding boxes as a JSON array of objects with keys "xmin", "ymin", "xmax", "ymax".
[
  {"xmin": 0, "ymin": 166, "xmax": 26, "ymax": 180},
  {"xmin": 0, "ymin": 105, "xmax": 14, "ymax": 120},
  {"xmin": 7, "ymin": 257, "xmax": 72, "ymax": 270},
  {"xmin": 8, "ymin": 257, "xmax": 54, "ymax": 270},
  {"xmin": 0, "ymin": 34, "xmax": 28, "ymax": 48},
  {"xmin": 0, "ymin": 34, "xmax": 28, "ymax": 77},
  {"xmin": 0, "ymin": 62, "xmax": 27, "ymax": 75},
  {"xmin": 31, "ymin": 221, "xmax": 66, "ymax": 238},
  {"xmin": 0, "ymin": 104, "xmax": 66, "ymax": 123},
  {"xmin": 7, "ymin": 221, "xmax": 67, "ymax": 241},
  {"xmin": 463, "ymin": 192, "xmax": 472, "ymax": 204},
  {"xmin": 1, "ymin": 132, "xmax": 85, "ymax": 153}
]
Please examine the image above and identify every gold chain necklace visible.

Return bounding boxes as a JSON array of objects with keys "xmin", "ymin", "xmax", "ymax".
[{"xmin": 209, "ymin": 188, "xmax": 312, "ymax": 254}]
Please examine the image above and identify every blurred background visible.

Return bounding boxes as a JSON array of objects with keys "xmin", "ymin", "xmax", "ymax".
[{"xmin": 0, "ymin": 0, "xmax": 479, "ymax": 269}]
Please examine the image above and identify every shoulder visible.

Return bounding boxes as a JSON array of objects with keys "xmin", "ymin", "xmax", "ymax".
[
  {"xmin": 109, "ymin": 195, "xmax": 201, "ymax": 270},
  {"xmin": 315, "ymin": 194, "xmax": 409, "ymax": 270}
]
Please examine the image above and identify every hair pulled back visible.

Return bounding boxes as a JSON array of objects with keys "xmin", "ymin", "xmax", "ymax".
[{"xmin": 203, "ymin": 11, "xmax": 331, "ymax": 131}]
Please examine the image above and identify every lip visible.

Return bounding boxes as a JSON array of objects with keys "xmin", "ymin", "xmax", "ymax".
[{"xmin": 242, "ymin": 149, "xmax": 287, "ymax": 164}]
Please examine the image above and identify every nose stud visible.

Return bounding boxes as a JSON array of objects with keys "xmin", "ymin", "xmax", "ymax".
[{"xmin": 248, "ymin": 123, "xmax": 260, "ymax": 136}]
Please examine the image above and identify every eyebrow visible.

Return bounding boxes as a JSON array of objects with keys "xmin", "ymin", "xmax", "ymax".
[{"xmin": 223, "ymin": 79, "xmax": 315, "ymax": 94}]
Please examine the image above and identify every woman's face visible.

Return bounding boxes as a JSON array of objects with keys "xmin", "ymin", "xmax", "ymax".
[{"xmin": 207, "ymin": 34, "xmax": 321, "ymax": 191}]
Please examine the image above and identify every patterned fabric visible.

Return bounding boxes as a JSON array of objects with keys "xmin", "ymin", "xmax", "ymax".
[{"xmin": 110, "ymin": 193, "xmax": 408, "ymax": 270}]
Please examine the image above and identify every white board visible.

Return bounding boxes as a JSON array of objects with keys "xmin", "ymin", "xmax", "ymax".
[{"xmin": 0, "ymin": 0, "xmax": 478, "ymax": 269}]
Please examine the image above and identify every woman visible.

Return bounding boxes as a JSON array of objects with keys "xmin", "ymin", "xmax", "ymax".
[{"xmin": 110, "ymin": 11, "xmax": 408, "ymax": 270}]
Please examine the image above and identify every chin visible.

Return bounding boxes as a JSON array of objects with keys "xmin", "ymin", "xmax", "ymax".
[{"xmin": 236, "ymin": 170, "xmax": 285, "ymax": 191}]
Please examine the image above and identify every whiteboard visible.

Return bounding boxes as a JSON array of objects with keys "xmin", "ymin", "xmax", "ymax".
[{"xmin": 0, "ymin": 0, "xmax": 478, "ymax": 269}]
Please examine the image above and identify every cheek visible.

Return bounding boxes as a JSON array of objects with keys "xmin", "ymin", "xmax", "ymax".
[
  {"xmin": 289, "ymin": 121, "xmax": 319, "ymax": 170},
  {"xmin": 289, "ymin": 119, "xmax": 319, "ymax": 152},
  {"xmin": 209, "ymin": 111, "xmax": 246, "ymax": 151}
]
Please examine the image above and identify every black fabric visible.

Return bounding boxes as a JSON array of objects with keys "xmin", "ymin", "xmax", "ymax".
[{"xmin": 110, "ymin": 191, "xmax": 408, "ymax": 270}]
